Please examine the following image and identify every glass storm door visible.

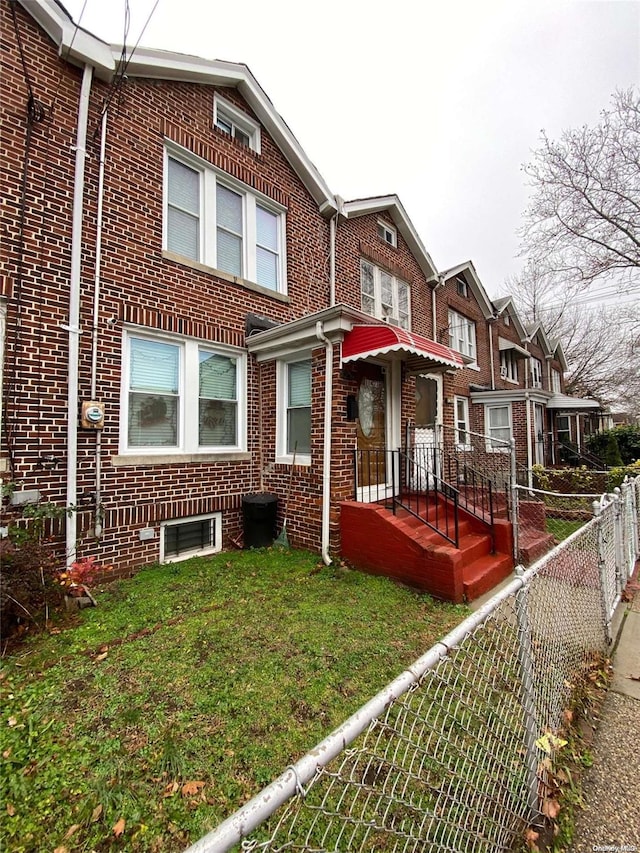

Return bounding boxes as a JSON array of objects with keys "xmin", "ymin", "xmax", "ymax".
[
  {"xmin": 356, "ymin": 366, "xmax": 387, "ymax": 494},
  {"xmin": 534, "ymin": 403, "xmax": 545, "ymax": 465}
]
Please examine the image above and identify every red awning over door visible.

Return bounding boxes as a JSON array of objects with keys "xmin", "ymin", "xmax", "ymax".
[{"xmin": 341, "ymin": 324, "xmax": 465, "ymax": 373}]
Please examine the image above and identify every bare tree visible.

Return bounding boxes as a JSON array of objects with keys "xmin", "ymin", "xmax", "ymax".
[
  {"xmin": 505, "ymin": 265, "xmax": 640, "ymax": 418},
  {"xmin": 520, "ymin": 87, "xmax": 640, "ymax": 289}
]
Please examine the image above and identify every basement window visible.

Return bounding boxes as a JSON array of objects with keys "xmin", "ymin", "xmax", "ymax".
[{"xmin": 160, "ymin": 512, "xmax": 222, "ymax": 563}]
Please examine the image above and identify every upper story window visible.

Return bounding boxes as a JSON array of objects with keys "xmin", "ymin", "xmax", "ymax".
[
  {"xmin": 499, "ymin": 349, "xmax": 518, "ymax": 383},
  {"xmin": 504, "ymin": 314, "xmax": 510, "ymax": 326},
  {"xmin": 165, "ymin": 147, "xmax": 286, "ymax": 293},
  {"xmin": 455, "ymin": 276, "xmax": 469, "ymax": 298},
  {"xmin": 213, "ymin": 94, "xmax": 261, "ymax": 152},
  {"xmin": 121, "ymin": 329, "xmax": 246, "ymax": 455},
  {"xmin": 552, "ymin": 368, "xmax": 562, "ymax": 393},
  {"xmin": 377, "ymin": 220, "xmax": 397, "ymax": 247},
  {"xmin": 360, "ymin": 260, "xmax": 410, "ymax": 330},
  {"xmin": 531, "ymin": 357, "xmax": 543, "ymax": 389},
  {"xmin": 448, "ymin": 309, "xmax": 476, "ymax": 362}
]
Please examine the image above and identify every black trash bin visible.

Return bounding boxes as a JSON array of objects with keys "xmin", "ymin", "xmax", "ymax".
[{"xmin": 242, "ymin": 493, "xmax": 278, "ymax": 548}]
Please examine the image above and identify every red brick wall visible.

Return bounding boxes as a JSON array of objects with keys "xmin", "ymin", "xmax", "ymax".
[{"xmin": 1, "ymin": 3, "xmax": 333, "ymax": 571}]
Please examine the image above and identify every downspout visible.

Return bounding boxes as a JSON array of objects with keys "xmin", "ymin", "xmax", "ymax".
[
  {"xmin": 329, "ymin": 214, "xmax": 336, "ymax": 307},
  {"xmin": 525, "ymin": 391, "xmax": 533, "ymax": 490},
  {"xmin": 66, "ymin": 64, "xmax": 93, "ymax": 567},
  {"xmin": 488, "ymin": 317, "xmax": 496, "ymax": 390},
  {"xmin": 90, "ymin": 108, "xmax": 108, "ymax": 538},
  {"xmin": 432, "ymin": 274, "xmax": 445, "ymax": 339},
  {"xmin": 316, "ymin": 321, "xmax": 333, "ymax": 566}
]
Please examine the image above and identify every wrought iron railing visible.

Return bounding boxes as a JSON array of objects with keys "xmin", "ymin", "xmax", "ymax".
[
  {"xmin": 353, "ymin": 448, "xmax": 459, "ymax": 547},
  {"xmin": 555, "ymin": 440, "xmax": 605, "ymax": 469}
]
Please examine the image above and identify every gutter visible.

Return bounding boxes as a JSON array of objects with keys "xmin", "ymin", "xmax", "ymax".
[
  {"xmin": 65, "ymin": 63, "xmax": 93, "ymax": 567},
  {"xmin": 316, "ymin": 321, "xmax": 333, "ymax": 566}
]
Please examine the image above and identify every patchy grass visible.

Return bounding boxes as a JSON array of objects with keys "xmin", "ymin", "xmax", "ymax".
[
  {"xmin": 546, "ymin": 517, "xmax": 586, "ymax": 542},
  {"xmin": 0, "ymin": 548, "xmax": 468, "ymax": 853}
]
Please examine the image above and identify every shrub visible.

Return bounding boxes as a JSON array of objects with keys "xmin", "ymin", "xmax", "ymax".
[
  {"xmin": 604, "ymin": 432, "xmax": 624, "ymax": 467},
  {"xmin": 587, "ymin": 426, "xmax": 640, "ymax": 465},
  {"xmin": 0, "ymin": 538, "xmax": 62, "ymax": 639}
]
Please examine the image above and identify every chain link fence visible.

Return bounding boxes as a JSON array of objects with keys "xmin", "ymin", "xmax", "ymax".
[{"xmin": 186, "ymin": 476, "xmax": 639, "ymax": 853}]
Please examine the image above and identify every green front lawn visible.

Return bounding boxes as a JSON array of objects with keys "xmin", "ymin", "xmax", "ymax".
[{"xmin": 1, "ymin": 548, "xmax": 468, "ymax": 853}]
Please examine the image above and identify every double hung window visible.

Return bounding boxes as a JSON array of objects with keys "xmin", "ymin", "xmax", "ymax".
[
  {"xmin": 360, "ymin": 260, "xmax": 410, "ymax": 329},
  {"xmin": 165, "ymin": 147, "xmax": 285, "ymax": 292},
  {"xmin": 448, "ymin": 309, "xmax": 476, "ymax": 362},
  {"xmin": 454, "ymin": 396, "xmax": 471, "ymax": 450},
  {"xmin": 552, "ymin": 369, "xmax": 562, "ymax": 393},
  {"xmin": 531, "ymin": 358, "xmax": 543, "ymax": 389},
  {"xmin": 277, "ymin": 357, "xmax": 312, "ymax": 463},
  {"xmin": 500, "ymin": 349, "xmax": 518, "ymax": 382},
  {"xmin": 122, "ymin": 331, "xmax": 246, "ymax": 454},
  {"xmin": 486, "ymin": 404, "xmax": 512, "ymax": 451}
]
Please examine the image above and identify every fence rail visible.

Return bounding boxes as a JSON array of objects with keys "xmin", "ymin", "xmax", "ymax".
[{"xmin": 185, "ymin": 475, "xmax": 640, "ymax": 853}]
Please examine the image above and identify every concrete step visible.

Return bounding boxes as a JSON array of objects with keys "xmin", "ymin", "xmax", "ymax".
[{"xmin": 463, "ymin": 552, "xmax": 515, "ymax": 601}]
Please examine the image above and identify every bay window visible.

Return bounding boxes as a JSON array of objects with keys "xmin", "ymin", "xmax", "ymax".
[
  {"xmin": 122, "ymin": 331, "xmax": 246, "ymax": 454},
  {"xmin": 165, "ymin": 146, "xmax": 286, "ymax": 292}
]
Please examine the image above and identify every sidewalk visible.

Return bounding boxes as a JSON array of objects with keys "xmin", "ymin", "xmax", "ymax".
[{"xmin": 569, "ymin": 581, "xmax": 640, "ymax": 852}]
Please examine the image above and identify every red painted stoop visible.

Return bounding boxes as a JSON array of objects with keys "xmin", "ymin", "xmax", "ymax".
[{"xmin": 340, "ymin": 501, "xmax": 514, "ymax": 604}]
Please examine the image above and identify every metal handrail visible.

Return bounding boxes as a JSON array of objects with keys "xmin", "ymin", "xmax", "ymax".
[{"xmin": 353, "ymin": 448, "xmax": 459, "ymax": 547}]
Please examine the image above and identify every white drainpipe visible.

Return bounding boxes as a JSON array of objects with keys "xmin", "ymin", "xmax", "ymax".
[
  {"xmin": 65, "ymin": 64, "xmax": 93, "ymax": 567},
  {"xmin": 316, "ymin": 321, "xmax": 333, "ymax": 566},
  {"xmin": 90, "ymin": 109, "xmax": 108, "ymax": 538}
]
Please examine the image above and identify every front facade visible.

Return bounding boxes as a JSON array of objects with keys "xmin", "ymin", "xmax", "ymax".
[{"xmin": 1, "ymin": 1, "xmax": 604, "ymax": 598}]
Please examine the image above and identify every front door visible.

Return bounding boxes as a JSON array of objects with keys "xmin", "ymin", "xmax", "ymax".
[
  {"xmin": 356, "ymin": 365, "xmax": 387, "ymax": 497},
  {"xmin": 413, "ymin": 374, "xmax": 442, "ymax": 483},
  {"xmin": 534, "ymin": 403, "xmax": 545, "ymax": 465}
]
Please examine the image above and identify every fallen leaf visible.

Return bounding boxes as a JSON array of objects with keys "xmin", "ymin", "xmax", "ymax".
[
  {"xmin": 536, "ymin": 733, "xmax": 567, "ymax": 754},
  {"xmin": 181, "ymin": 781, "xmax": 205, "ymax": 798},
  {"xmin": 542, "ymin": 798, "xmax": 561, "ymax": 820},
  {"xmin": 7, "ymin": 717, "xmax": 17, "ymax": 727},
  {"xmin": 524, "ymin": 828, "xmax": 539, "ymax": 851},
  {"xmin": 163, "ymin": 781, "xmax": 180, "ymax": 797},
  {"xmin": 53, "ymin": 847, "xmax": 69, "ymax": 853},
  {"xmin": 95, "ymin": 652, "xmax": 108, "ymax": 662},
  {"xmin": 64, "ymin": 824, "xmax": 81, "ymax": 839},
  {"xmin": 91, "ymin": 804, "xmax": 103, "ymax": 822},
  {"xmin": 6, "ymin": 803, "xmax": 15, "ymax": 816},
  {"xmin": 562, "ymin": 708, "xmax": 573, "ymax": 725},
  {"xmin": 3, "ymin": 748, "xmax": 12, "ymax": 759},
  {"xmin": 113, "ymin": 817, "xmax": 126, "ymax": 837}
]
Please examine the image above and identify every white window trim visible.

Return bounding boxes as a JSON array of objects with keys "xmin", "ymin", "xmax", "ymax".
[
  {"xmin": 119, "ymin": 327, "xmax": 247, "ymax": 456},
  {"xmin": 377, "ymin": 220, "xmax": 397, "ymax": 247},
  {"xmin": 454, "ymin": 396, "xmax": 471, "ymax": 451},
  {"xmin": 499, "ymin": 349, "xmax": 519, "ymax": 383},
  {"xmin": 530, "ymin": 357, "xmax": 543, "ymax": 389},
  {"xmin": 160, "ymin": 512, "xmax": 222, "ymax": 563},
  {"xmin": 360, "ymin": 259, "xmax": 411, "ymax": 329},
  {"xmin": 552, "ymin": 369, "xmax": 562, "ymax": 394},
  {"xmin": 448, "ymin": 308, "xmax": 477, "ymax": 365},
  {"xmin": 484, "ymin": 403, "xmax": 513, "ymax": 453},
  {"xmin": 276, "ymin": 353, "xmax": 312, "ymax": 466},
  {"xmin": 163, "ymin": 143, "xmax": 287, "ymax": 293},
  {"xmin": 213, "ymin": 93, "xmax": 261, "ymax": 153}
]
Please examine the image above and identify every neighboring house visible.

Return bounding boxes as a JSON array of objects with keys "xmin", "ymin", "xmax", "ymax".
[{"xmin": 0, "ymin": 0, "xmax": 605, "ymax": 601}]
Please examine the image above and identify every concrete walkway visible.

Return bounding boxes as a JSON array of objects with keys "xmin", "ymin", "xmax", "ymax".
[{"xmin": 569, "ymin": 582, "xmax": 640, "ymax": 852}]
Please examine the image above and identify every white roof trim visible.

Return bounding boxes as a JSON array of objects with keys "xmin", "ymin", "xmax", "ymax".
[
  {"xmin": 18, "ymin": 0, "xmax": 337, "ymax": 215},
  {"xmin": 546, "ymin": 394, "xmax": 602, "ymax": 411},
  {"xmin": 342, "ymin": 196, "xmax": 438, "ymax": 282},
  {"xmin": 440, "ymin": 261, "xmax": 494, "ymax": 319}
]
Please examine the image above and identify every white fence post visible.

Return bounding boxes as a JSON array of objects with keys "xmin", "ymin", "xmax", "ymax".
[
  {"xmin": 594, "ymin": 499, "xmax": 613, "ymax": 645},
  {"xmin": 514, "ymin": 565, "xmax": 540, "ymax": 821}
]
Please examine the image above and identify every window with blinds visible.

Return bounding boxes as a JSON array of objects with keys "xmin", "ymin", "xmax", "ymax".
[
  {"xmin": 165, "ymin": 148, "xmax": 285, "ymax": 292},
  {"xmin": 287, "ymin": 360, "xmax": 311, "ymax": 455},
  {"xmin": 123, "ymin": 333, "xmax": 245, "ymax": 454},
  {"xmin": 486, "ymin": 404, "xmax": 512, "ymax": 451}
]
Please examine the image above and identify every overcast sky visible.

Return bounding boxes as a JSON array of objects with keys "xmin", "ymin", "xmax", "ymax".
[{"xmin": 62, "ymin": 0, "xmax": 639, "ymax": 300}]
